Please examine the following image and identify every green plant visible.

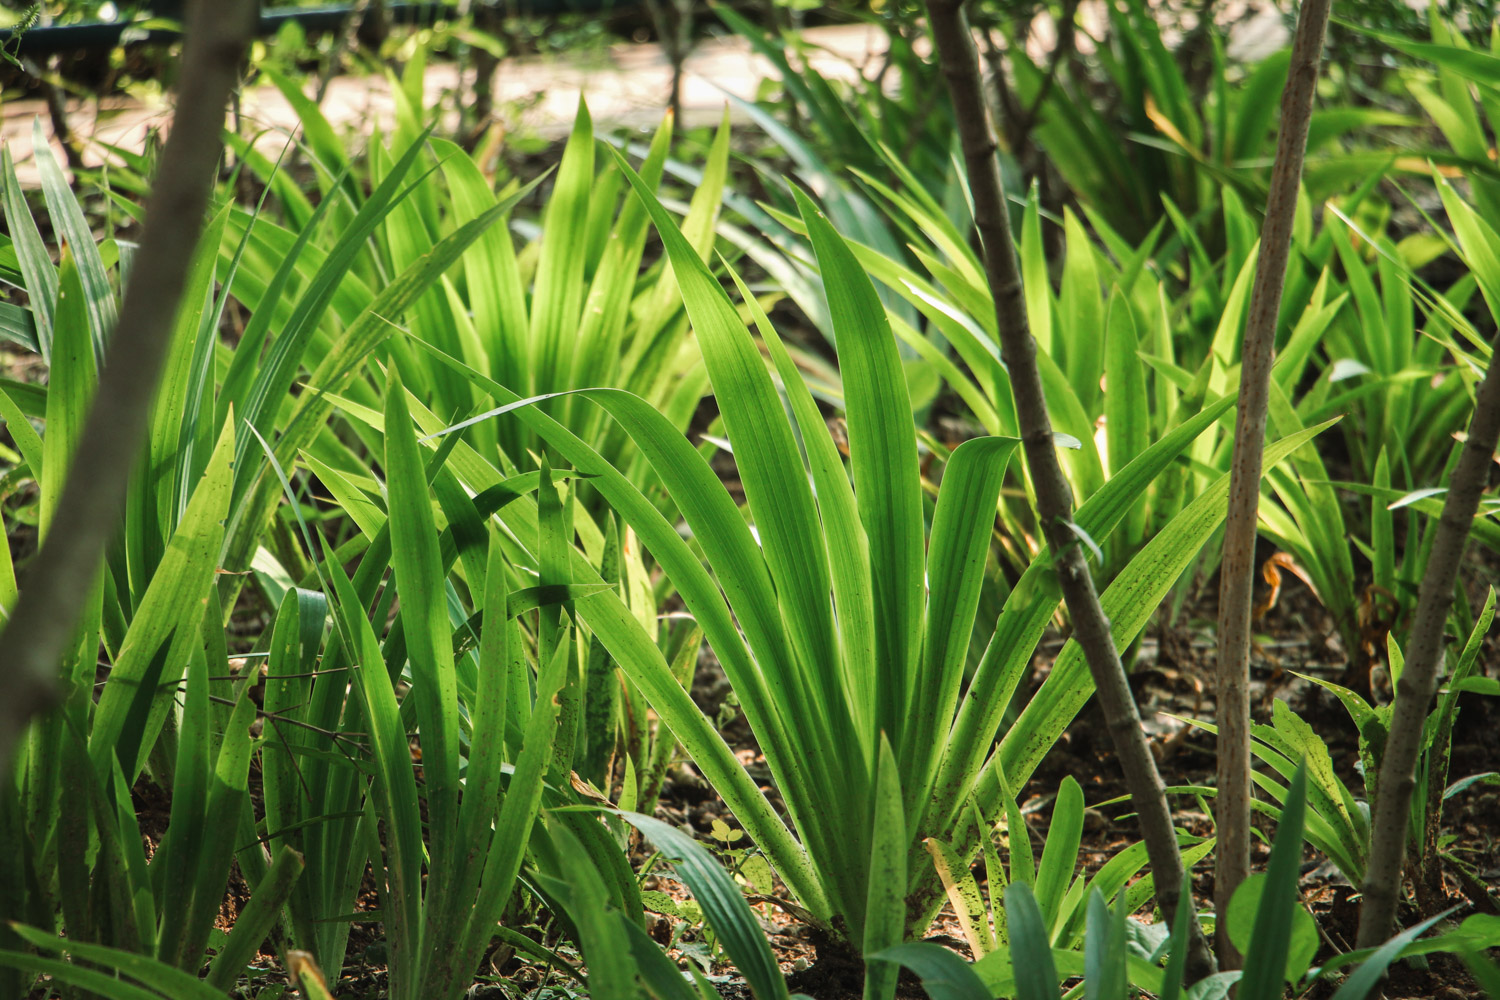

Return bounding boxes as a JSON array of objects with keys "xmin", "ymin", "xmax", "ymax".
[
  {"xmin": 298, "ymin": 394, "xmax": 576, "ymax": 1000},
  {"xmin": 989, "ymin": 0, "xmax": 1392, "ymax": 246},
  {"xmin": 217, "ymin": 87, "xmax": 735, "ymax": 794},
  {"xmin": 534, "ymin": 809, "xmax": 803, "ymax": 1000},
  {"xmin": 1304, "ymin": 167, "xmax": 1500, "ymax": 674},
  {"xmin": 0, "ymin": 64, "xmax": 321, "ymax": 990},
  {"xmin": 5, "ymin": 9, "xmax": 1500, "ymax": 997},
  {"xmin": 1168, "ymin": 703, "xmax": 1371, "ymax": 888},
  {"xmin": 879, "ymin": 762, "xmax": 1496, "ymax": 1000},
  {"xmin": 1333, "ymin": 145, "xmax": 1500, "ymax": 943},
  {"xmin": 745, "ymin": 140, "xmax": 1423, "ymax": 638},
  {"xmin": 758, "ymin": 179, "xmax": 1243, "ymax": 590},
  {"xmin": 0, "ymin": 924, "xmax": 246, "ymax": 1000},
  {"xmin": 924, "ymin": 776, "xmax": 1214, "ymax": 970},
  {"xmin": 1216, "ymin": 174, "xmax": 1491, "ymax": 691},
  {"xmin": 0, "ymin": 68, "xmax": 697, "ymax": 1000},
  {"xmin": 768, "ymin": 140, "xmax": 1480, "ymax": 698},
  {"xmin": 394, "ymin": 136, "xmax": 1344, "ymax": 986},
  {"xmin": 1351, "ymin": 7, "xmax": 1500, "ymax": 223},
  {"xmin": 236, "ymin": 374, "xmax": 650, "ymax": 1000},
  {"xmin": 706, "ymin": 7, "xmax": 1469, "ymax": 685},
  {"xmin": 1332, "ymin": 587, "xmax": 1497, "ymax": 901},
  {"xmin": 1148, "ymin": 590, "xmax": 1496, "ymax": 904}
]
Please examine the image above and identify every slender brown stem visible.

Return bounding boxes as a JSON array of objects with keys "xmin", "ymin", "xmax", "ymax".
[
  {"xmin": 924, "ymin": 0, "xmax": 1215, "ymax": 984},
  {"xmin": 1357, "ymin": 332, "xmax": 1500, "ymax": 947},
  {"xmin": 25, "ymin": 56, "xmax": 86, "ymax": 171},
  {"xmin": 1213, "ymin": 0, "xmax": 1331, "ymax": 967},
  {"xmin": 980, "ymin": 12, "xmax": 1072, "ymax": 263},
  {"xmin": 642, "ymin": 0, "xmax": 690, "ymax": 130},
  {"xmin": 315, "ymin": 0, "xmax": 371, "ymax": 105},
  {"xmin": 0, "ymin": 0, "xmax": 256, "ymax": 779}
]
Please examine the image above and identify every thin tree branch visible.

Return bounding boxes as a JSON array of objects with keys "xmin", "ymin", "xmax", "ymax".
[
  {"xmin": 314, "ymin": 0, "xmax": 372, "ymax": 105},
  {"xmin": 24, "ymin": 56, "xmax": 86, "ymax": 171},
  {"xmin": 0, "ymin": 0, "xmax": 256, "ymax": 779},
  {"xmin": 642, "ymin": 0, "xmax": 690, "ymax": 130},
  {"xmin": 1357, "ymin": 341, "xmax": 1500, "ymax": 947},
  {"xmin": 923, "ymin": 0, "xmax": 1215, "ymax": 984},
  {"xmin": 1212, "ymin": 0, "xmax": 1331, "ymax": 967},
  {"xmin": 1016, "ymin": 1, "xmax": 1078, "ymax": 138},
  {"xmin": 979, "ymin": 13, "xmax": 1071, "ymax": 264}
]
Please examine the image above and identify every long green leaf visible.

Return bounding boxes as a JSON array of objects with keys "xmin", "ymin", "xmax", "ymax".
[
  {"xmin": 531, "ymin": 101, "xmax": 594, "ymax": 396},
  {"xmin": 873, "ymin": 943, "xmax": 993, "ymax": 1000},
  {"xmin": 5, "ymin": 924, "xmax": 227, "ymax": 1000},
  {"xmin": 1006, "ymin": 883, "xmax": 1061, "ymax": 1000},
  {"xmin": 1239, "ymin": 764, "xmax": 1309, "ymax": 1000},
  {"xmin": 623, "ymin": 812, "xmax": 791, "ymax": 1000},
  {"xmin": 383, "ymin": 364, "xmax": 460, "ymax": 868},
  {"xmin": 728, "ymin": 265, "xmax": 877, "ymax": 750},
  {"xmin": 326, "ymin": 551, "xmax": 423, "ymax": 991},
  {"xmin": 864, "ymin": 737, "xmax": 908, "ymax": 1000},
  {"xmin": 1, "ymin": 146, "xmax": 58, "ymax": 359},
  {"xmin": 1083, "ymin": 890, "xmax": 1129, "ymax": 1000},
  {"xmin": 205, "ymin": 846, "xmax": 305, "ymax": 992},
  {"xmin": 795, "ymin": 184, "xmax": 924, "ymax": 747},
  {"xmin": 90, "ymin": 415, "xmax": 235, "ymax": 783},
  {"xmin": 1034, "ymin": 777, "xmax": 1084, "ymax": 934},
  {"xmin": 39, "ymin": 252, "xmax": 96, "ymax": 538},
  {"xmin": 32, "ymin": 119, "xmax": 116, "ymax": 361},
  {"xmin": 907, "ymin": 437, "xmax": 1017, "ymax": 812}
]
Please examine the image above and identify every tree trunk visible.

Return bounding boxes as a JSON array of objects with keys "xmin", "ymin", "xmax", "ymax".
[
  {"xmin": 923, "ymin": 0, "xmax": 1215, "ymax": 984},
  {"xmin": 0, "ymin": 0, "xmax": 256, "ymax": 779}
]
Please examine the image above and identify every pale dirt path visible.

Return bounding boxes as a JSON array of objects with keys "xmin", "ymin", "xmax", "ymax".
[
  {"xmin": 0, "ymin": 21, "xmax": 890, "ymax": 186},
  {"xmin": 0, "ymin": 5, "xmax": 1290, "ymax": 187}
]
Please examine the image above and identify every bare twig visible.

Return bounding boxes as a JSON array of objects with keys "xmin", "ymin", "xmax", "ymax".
[
  {"xmin": 0, "ymin": 0, "xmax": 256, "ymax": 779},
  {"xmin": 1357, "ymin": 342, "xmax": 1500, "ymax": 946},
  {"xmin": 24, "ymin": 56, "xmax": 85, "ymax": 171},
  {"xmin": 923, "ymin": 0, "xmax": 1215, "ymax": 983},
  {"xmin": 1014, "ymin": 1, "xmax": 1079, "ymax": 139},
  {"xmin": 979, "ymin": 6, "xmax": 1074, "ymax": 263},
  {"xmin": 314, "ymin": 0, "xmax": 372, "ymax": 105},
  {"xmin": 1213, "ymin": 0, "xmax": 1331, "ymax": 966},
  {"xmin": 467, "ymin": 4, "xmax": 504, "ymax": 140},
  {"xmin": 643, "ymin": 0, "xmax": 693, "ymax": 129}
]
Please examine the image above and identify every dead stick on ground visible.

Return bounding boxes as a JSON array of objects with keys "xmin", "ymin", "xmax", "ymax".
[
  {"xmin": 1213, "ymin": 0, "xmax": 1331, "ymax": 967},
  {"xmin": 1357, "ymin": 337, "xmax": 1500, "ymax": 946},
  {"xmin": 0, "ymin": 0, "xmax": 256, "ymax": 779},
  {"xmin": 923, "ymin": 0, "xmax": 1215, "ymax": 984}
]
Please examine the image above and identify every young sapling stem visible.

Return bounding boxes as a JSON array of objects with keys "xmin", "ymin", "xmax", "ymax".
[
  {"xmin": 1213, "ymin": 0, "xmax": 1331, "ymax": 966},
  {"xmin": 1357, "ymin": 331, "xmax": 1500, "ymax": 947}
]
